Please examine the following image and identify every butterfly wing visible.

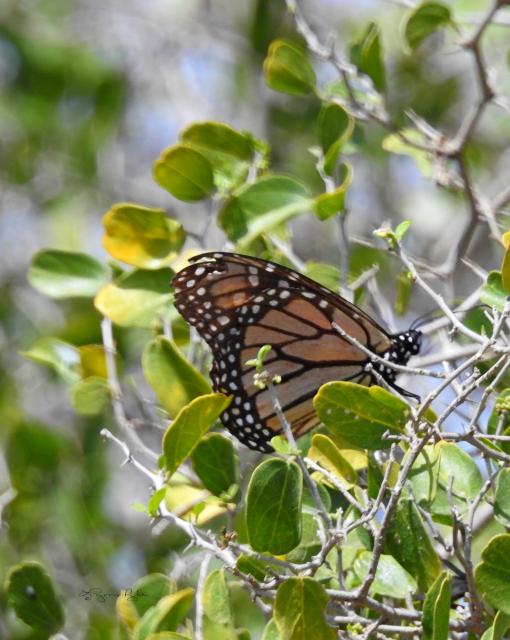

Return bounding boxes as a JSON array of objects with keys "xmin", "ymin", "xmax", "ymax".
[{"xmin": 172, "ymin": 252, "xmax": 393, "ymax": 452}]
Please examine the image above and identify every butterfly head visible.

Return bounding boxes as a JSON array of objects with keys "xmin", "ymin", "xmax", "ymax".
[{"xmin": 390, "ymin": 329, "xmax": 422, "ymax": 365}]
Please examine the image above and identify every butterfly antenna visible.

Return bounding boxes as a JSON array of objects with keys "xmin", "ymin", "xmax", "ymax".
[{"xmin": 410, "ymin": 303, "xmax": 489, "ymax": 331}]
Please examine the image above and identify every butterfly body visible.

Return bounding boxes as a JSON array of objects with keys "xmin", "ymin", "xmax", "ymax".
[{"xmin": 172, "ymin": 252, "xmax": 421, "ymax": 452}]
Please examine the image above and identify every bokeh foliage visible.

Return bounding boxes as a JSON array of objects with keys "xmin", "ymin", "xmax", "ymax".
[{"xmin": 2, "ymin": 0, "xmax": 510, "ymax": 639}]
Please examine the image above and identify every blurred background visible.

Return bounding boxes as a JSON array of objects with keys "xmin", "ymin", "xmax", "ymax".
[{"xmin": 1, "ymin": 0, "xmax": 509, "ymax": 637}]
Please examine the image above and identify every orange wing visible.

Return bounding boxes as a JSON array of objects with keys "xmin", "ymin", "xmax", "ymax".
[{"xmin": 172, "ymin": 252, "xmax": 394, "ymax": 452}]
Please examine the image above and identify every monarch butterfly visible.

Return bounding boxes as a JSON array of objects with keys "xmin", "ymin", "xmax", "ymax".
[{"xmin": 172, "ymin": 252, "xmax": 422, "ymax": 452}]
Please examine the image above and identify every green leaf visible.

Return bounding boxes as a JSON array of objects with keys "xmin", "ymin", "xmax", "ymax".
[
  {"xmin": 236, "ymin": 554, "xmax": 268, "ymax": 582},
  {"xmin": 180, "ymin": 121, "xmax": 255, "ymax": 192},
  {"xmin": 70, "ymin": 376, "xmax": 109, "ymax": 415},
  {"xmin": 317, "ymin": 104, "xmax": 354, "ymax": 174},
  {"xmin": 22, "ymin": 337, "xmax": 80, "ymax": 384},
  {"xmin": 403, "ymin": 2, "xmax": 453, "ymax": 51},
  {"xmin": 264, "ymin": 39, "xmax": 316, "ymax": 96},
  {"xmin": 94, "ymin": 268, "xmax": 173, "ymax": 328},
  {"xmin": 436, "ymin": 442, "xmax": 483, "ymax": 500},
  {"xmin": 28, "ymin": 249, "xmax": 110, "ymax": 298},
  {"xmin": 162, "ymin": 393, "xmax": 232, "ymax": 476},
  {"xmin": 148, "ymin": 488, "xmax": 167, "ymax": 517},
  {"xmin": 6, "ymin": 562, "xmax": 65, "ymax": 633},
  {"xmin": 285, "ymin": 513, "xmax": 322, "ymax": 564},
  {"xmin": 304, "ymin": 262, "xmax": 341, "ymax": 291},
  {"xmin": 143, "ymin": 336, "xmax": 211, "ymax": 419},
  {"xmin": 219, "ymin": 176, "xmax": 311, "ymax": 245},
  {"xmin": 385, "ymin": 498, "xmax": 441, "ymax": 592},
  {"xmin": 495, "ymin": 469, "xmax": 510, "ymax": 527},
  {"xmin": 408, "ymin": 446, "xmax": 440, "ymax": 505},
  {"xmin": 488, "ymin": 390, "xmax": 510, "ymax": 454},
  {"xmin": 274, "ymin": 577, "xmax": 334, "ymax": 640},
  {"xmin": 349, "ymin": 23, "xmax": 386, "ymax": 92},
  {"xmin": 102, "ymin": 203, "xmax": 185, "ymax": 269},
  {"xmin": 133, "ymin": 588, "xmax": 194, "ymax": 640},
  {"xmin": 353, "ymin": 551, "xmax": 417, "ymax": 598},
  {"xmin": 120, "ymin": 574, "xmax": 175, "ymax": 621},
  {"xmin": 481, "ymin": 271, "xmax": 507, "ymax": 312},
  {"xmin": 6, "ymin": 424, "xmax": 64, "ymax": 496},
  {"xmin": 481, "ymin": 610, "xmax": 510, "ymax": 640},
  {"xmin": 313, "ymin": 163, "xmax": 352, "ymax": 220},
  {"xmin": 395, "ymin": 220, "xmax": 412, "ymax": 240},
  {"xmin": 422, "ymin": 572, "xmax": 451, "ymax": 640},
  {"xmin": 307, "ymin": 433, "xmax": 356, "ymax": 487},
  {"xmin": 78, "ymin": 344, "xmax": 108, "ymax": 378},
  {"xmin": 246, "ymin": 458, "xmax": 302, "ymax": 554},
  {"xmin": 271, "ymin": 435, "xmax": 295, "ymax": 455},
  {"xmin": 146, "ymin": 634, "xmax": 192, "ymax": 640},
  {"xmin": 502, "ymin": 233, "xmax": 510, "ymax": 291},
  {"xmin": 395, "ymin": 271, "xmax": 413, "ymax": 316},
  {"xmin": 192, "ymin": 433, "xmax": 240, "ymax": 501},
  {"xmin": 262, "ymin": 619, "xmax": 281, "ymax": 640},
  {"xmin": 203, "ymin": 570, "xmax": 232, "ymax": 625},
  {"xmin": 314, "ymin": 382, "xmax": 410, "ymax": 449},
  {"xmin": 382, "ymin": 129, "xmax": 433, "ymax": 178},
  {"xmin": 475, "ymin": 534, "xmax": 510, "ymax": 615},
  {"xmin": 153, "ymin": 144, "xmax": 214, "ymax": 201}
]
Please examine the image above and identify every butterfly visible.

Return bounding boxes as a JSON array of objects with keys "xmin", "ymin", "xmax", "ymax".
[{"xmin": 172, "ymin": 252, "xmax": 422, "ymax": 452}]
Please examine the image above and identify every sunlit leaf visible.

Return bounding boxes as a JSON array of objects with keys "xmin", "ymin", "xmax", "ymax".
[
  {"xmin": 353, "ymin": 551, "xmax": 417, "ymax": 598},
  {"xmin": 133, "ymin": 588, "xmax": 194, "ymax": 640},
  {"xmin": 143, "ymin": 337, "xmax": 211, "ymax": 419},
  {"xmin": 180, "ymin": 121, "xmax": 255, "ymax": 192},
  {"xmin": 274, "ymin": 577, "xmax": 334, "ymax": 640},
  {"xmin": 264, "ymin": 39, "xmax": 316, "ymax": 96},
  {"xmin": 162, "ymin": 393, "xmax": 232, "ymax": 476},
  {"xmin": 94, "ymin": 268, "xmax": 173, "ymax": 328},
  {"xmin": 314, "ymin": 382, "xmax": 410, "ymax": 449},
  {"xmin": 313, "ymin": 163, "xmax": 352, "ymax": 220},
  {"xmin": 28, "ymin": 249, "xmax": 110, "ymax": 298},
  {"xmin": 382, "ymin": 129, "xmax": 433, "ymax": 178},
  {"xmin": 203, "ymin": 570, "xmax": 232, "ymax": 625},
  {"xmin": 481, "ymin": 271, "xmax": 507, "ymax": 312},
  {"xmin": 153, "ymin": 144, "xmax": 214, "ymax": 201},
  {"xmin": 422, "ymin": 571, "xmax": 451, "ymax": 640},
  {"xmin": 480, "ymin": 610, "xmax": 510, "ymax": 640},
  {"xmin": 103, "ymin": 203, "xmax": 185, "ymax": 269},
  {"xmin": 304, "ymin": 262, "xmax": 341, "ymax": 291},
  {"xmin": 70, "ymin": 376, "xmax": 109, "ymax": 415},
  {"xmin": 22, "ymin": 337, "xmax": 80, "ymax": 384},
  {"xmin": 436, "ymin": 442, "xmax": 483, "ymax": 500},
  {"xmin": 408, "ymin": 446, "xmax": 440, "ymax": 505},
  {"xmin": 219, "ymin": 175, "xmax": 311, "ymax": 244},
  {"xmin": 78, "ymin": 344, "xmax": 108, "ymax": 378},
  {"xmin": 117, "ymin": 574, "xmax": 175, "ymax": 625},
  {"xmin": 307, "ymin": 433, "xmax": 356, "ymax": 487},
  {"xmin": 261, "ymin": 619, "xmax": 281, "ymax": 640},
  {"xmin": 475, "ymin": 534, "xmax": 510, "ymax": 615}
]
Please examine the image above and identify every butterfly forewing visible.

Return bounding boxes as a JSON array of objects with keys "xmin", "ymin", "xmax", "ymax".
[{"xmin": 172, "ymin": 252, "xmax": 398, "ymax": 452}]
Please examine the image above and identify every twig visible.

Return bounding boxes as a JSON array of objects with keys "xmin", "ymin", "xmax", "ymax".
[
  {"xmin": 195, "ymin": 553, "xmax": 211, "ymax": 640},
  {"xmin": 101, "ymin": 318, "xmax": 159, "ymax": 462}
]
